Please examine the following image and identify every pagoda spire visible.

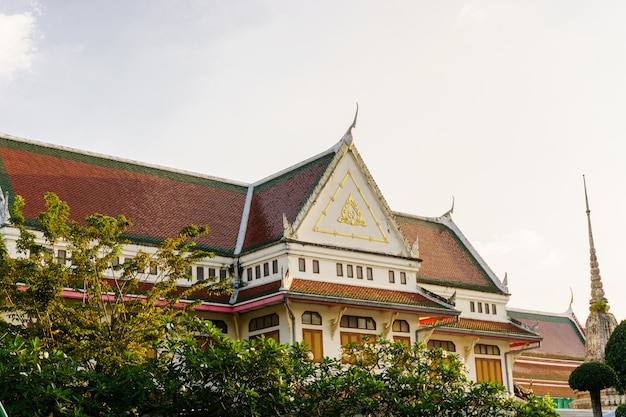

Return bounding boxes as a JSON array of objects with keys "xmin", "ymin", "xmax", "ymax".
[
  {"xmin": 583, "ymin": 175, "xmax": 608, "ymax": 307},
  {"xmin": 581, "ymin": 175, "xmax": 617, "ymax": 364}
]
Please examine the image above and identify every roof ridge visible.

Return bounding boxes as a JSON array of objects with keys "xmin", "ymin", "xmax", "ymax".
[
  {"xmin": 234, "ymin": 184, "xmax": 255, "ymax": 255},
  {"xmin": 507, "ymin": 307, "xmax": 574, "ymax": 318},
  {"xmin": 252, "ymin": 142, "xmax": 339, "ymax": 188},
  {"xmin": 0, "ymin": 131, "xmax": 249, "ymax": 188}
]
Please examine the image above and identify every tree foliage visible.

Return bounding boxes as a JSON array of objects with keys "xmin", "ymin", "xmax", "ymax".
[
  {"xmin": 0, "ymin": 192, "xmax": 229, "ymax": 372},
  {"xmin": 605, "ymin": 319, "xmax": 626, "ymax": 393},
  {"xmin": 569, "ymin": 361, "xmax": 617, "ymax": 417}
]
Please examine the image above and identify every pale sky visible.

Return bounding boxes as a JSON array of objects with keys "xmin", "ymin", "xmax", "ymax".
[{"xmin": 1, "ymin": 0, "xmax": 626, "ymax": 324}]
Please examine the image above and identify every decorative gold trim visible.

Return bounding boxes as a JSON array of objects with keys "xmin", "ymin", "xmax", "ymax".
[
  {"xmin": 313, "ymin": 170, "xmax": 388, "ymax": 243},
  {"xmin": 337, "ymin": 194, "xmax": 366, "ymax": 226}
]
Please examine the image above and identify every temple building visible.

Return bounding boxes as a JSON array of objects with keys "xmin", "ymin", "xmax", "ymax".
[{"xmin": 0, "ymin": 120, "xmax": 588, "ymax": 394}]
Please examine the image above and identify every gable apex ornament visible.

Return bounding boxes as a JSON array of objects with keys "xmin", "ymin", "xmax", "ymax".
[
  {"xmin": 443, "ymin": 196, "xmax": 455, "ymax": 217},
  {"xmin": 341, "ymin": 103, "xmax": 359, "ymax": 146},
  {"xmin": 502, "ymin": 272, "xmax": 509, "ymax": 292}
]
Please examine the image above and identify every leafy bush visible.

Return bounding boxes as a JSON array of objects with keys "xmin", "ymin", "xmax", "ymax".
[
  {"xmin": 616, "ymin": 403, "xmax": 626, "ymax": 417},
  {"xmin": 569, "ymin": 362, "xmax": 617, "ymax": 392},
  {"xmin": 606, "ymin": 320, "xmax": 626, "ymax": 393}
]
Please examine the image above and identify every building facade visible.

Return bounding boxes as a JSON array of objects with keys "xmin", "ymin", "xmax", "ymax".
[{"xmin": 0, "ymin": 127, "xmax": 545, "ymax": 391}]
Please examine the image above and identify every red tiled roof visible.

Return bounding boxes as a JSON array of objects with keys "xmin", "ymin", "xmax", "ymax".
[
  {"xmin": 508, "ymin": 310, "xmax": 585, "ymax": 360},
  {"xmin": 288, "ymin": 278, "xmax": 456, "ymax": 313},
  {"xmin": 0, "ymin": 140, "xmax": 248, "ymax": 254},
  {"xmin": 101, "ymin": 278, "xmax": 231, "ymax": 304},
  {"xmin": 0, "ymin": 137, "xmax": 336, "ymax": 256},
  {"xmin": 438, "ymin": 317, "xmax": 541, "ymax": 341},
  {"xmin": 236, "ymin": 280, "xmax": 282, "ymax": 303},
  {"xmin": 242, "ymin": 153, "xmax": 334, "ymax": 250},
  {"xmin": 395, "ymin": 214, "xmax": 501, "ymax": 293}
]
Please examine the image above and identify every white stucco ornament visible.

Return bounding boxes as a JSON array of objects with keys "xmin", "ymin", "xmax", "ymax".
[{"xmin": 0, "ymin": 187, "xmax": 10, "ymax": 226}]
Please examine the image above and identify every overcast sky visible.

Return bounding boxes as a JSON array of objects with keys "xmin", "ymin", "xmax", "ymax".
[{"xmin": 2, "ymin": 0, "xmax": 625, "ymax": 324}]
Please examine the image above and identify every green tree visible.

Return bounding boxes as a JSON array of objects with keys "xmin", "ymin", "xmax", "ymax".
[
  {"xmin": 605, "ymin": 319, "xmax": 626, "ymax": 393},
  {"xmin": 569, "ymin": 361, "xmax": 617, "ymax": 417},
  {"xmin": 148, "ymin": 332, "xmax": 557, "ymax": 417},
  {"xmin": 0, "ymin": 192, "xmax": 229, "ymax": 371},
  {"xmin": 293, "ymin": 335, "xmax": 557, "ymax": 417}
]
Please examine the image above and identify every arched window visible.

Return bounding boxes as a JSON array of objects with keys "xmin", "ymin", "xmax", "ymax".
[
  {"xmin": 340, "ymin": 315, "xmax": 376, "ymax": 330},
  {"xmin": 474, "ymin": 344, "xmax": 500, "ymax": 356},
  {"xmin": 474, "ymin": 344, "xmax": 502, "ymax": 384},
  {"xmin": 249, "ymin": 313, "xmax": 279, "ymax": 332},
  {"xmin": 210, "ymin": 320, "xmax": 228, "ymax": 333},
  {"xmin": 302, "ymin": 311, "xmax": 322, "ymax": 325},
  {"xmin": 392, "ymin": 319, "xmax": 410, "ymax": 333},
  {"xmin": 427, "ymin": 339, "xmax": 456, "ymax": 352}
]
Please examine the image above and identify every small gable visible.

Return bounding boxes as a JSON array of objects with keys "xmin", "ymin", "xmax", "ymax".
[{"xmin": 396, "ymin": 214, "xmax": 505, "ymax": 294}]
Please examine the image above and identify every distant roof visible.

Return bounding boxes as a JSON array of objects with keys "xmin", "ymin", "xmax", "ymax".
[{"xmin": 508, "ymin": 309, "xmax": 585, "ymax": 360}]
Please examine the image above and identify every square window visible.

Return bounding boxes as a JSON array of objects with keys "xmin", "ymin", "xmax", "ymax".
[
  {"xmin": 470, "ymin": 301, "xmax": 475, "ymax": 312},
  {"xmin": 247, "ymin": 268, "xmax": 253, "ymax": 282},
  {"xmin": 400, "ymin": 272, "xmax": 407, "ymax": 285},
  {"xmin": 477, "ymin": 302, "xmax": 483, "ymax": 313},
  {"xmin": 112, "ymin": 257, "xmax": 120, "ymax": 267},
  {"xmin": 57, "ymin": 249, "xmax": 67, "ymax": 264},
  {"xmin": 272, "ymin": 260, "xmax": 278, "ymax": 274},
  {"xmin": 263, "ymin": 262, "xmax": 270, "ymax": 277},
  {"xmin": 219, "ymin": 269, "xmax": 227, "ymax": 280},
  {"xmin": 356, "ymin": 266, "xmax": 363, "ymax": 279},
  {"xmin": 366, "ymin": 267, "xmax": 373, "ymax": 280},
  {"xmin": 346, "ymin": 265, "xmax": 353, "ymax": 278},
  {"xmin": 299, "ymin": 258, "xmax": 306, "ymax": 272},
  {"xmin": 209, "ymin": 268, "xmax": 216, "ymax": 278},
  {"xmin": 492, "ymin": 304, "xmax": 497, "ymax": 315},
  {"xmin": 255, "ymin": 265, "xmax": 261, "ymax": 279},
  {"xmin": 312, "ymin": 260, "xmax": 320, "ymax": 274},
  {"xmin": 485, "ymin": 303, "xmax": 490, "ymax": 314},
  {"xmin": 196, "ymin": 266, "xmax": 204, "ymax": 281},
  {"xmin": 388, "ymin": 270, "xmax": 395, "ymax": 283},
  {"xmin": 150, "ymin": 265, "xmax": 158, "ymax": 275},
  {"xmin": 336, "ymin": 263, "xmax": 343, "ymax": 276}
]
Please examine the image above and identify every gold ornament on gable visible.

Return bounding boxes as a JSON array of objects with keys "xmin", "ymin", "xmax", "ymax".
[{"xmin": 337, "ymin": 194, "xmax": 366, "ymax": 227}]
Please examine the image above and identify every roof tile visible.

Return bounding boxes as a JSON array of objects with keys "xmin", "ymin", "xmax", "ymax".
[
  {"xmin": 439, "ymin": 317, "xmax": 540, "ymax": 340},
  {"xmin": 243, "ymin": 154, "xmax": 334, "ymax": 250},
  {"xmin": 508, "ymin": 310, "xmax": 585, "ymax": 360},
  {"xmin": 0, "ymin": 141, "xmax": 247, "ymax": 254},
  {"xmin": 289, "ymin": 278, "xmax": 452, "ymax": 311},
  {"xmin": 396, "ymin": 215, "xmax": 500, "ymax": 292}
]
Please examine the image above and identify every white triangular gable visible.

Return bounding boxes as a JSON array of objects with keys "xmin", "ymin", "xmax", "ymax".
[{"xmin": 295, "ymin": 148, "xmax": 412, "ymax": 256}]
